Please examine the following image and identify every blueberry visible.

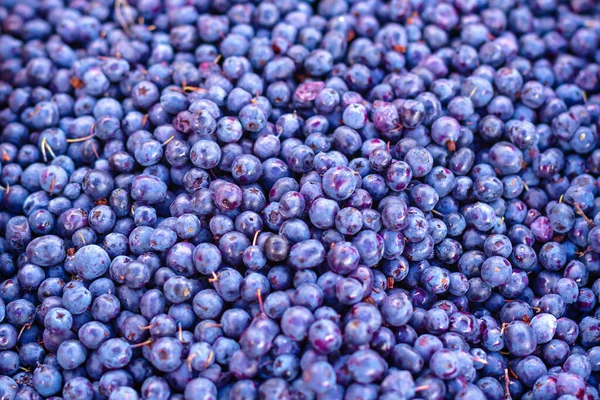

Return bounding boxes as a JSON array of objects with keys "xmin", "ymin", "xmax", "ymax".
[{"xmin": 1, "ymin": 1, "xmax": 600, "ymax": 398}]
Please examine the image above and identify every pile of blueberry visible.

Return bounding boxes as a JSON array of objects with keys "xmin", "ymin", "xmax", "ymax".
[{"xmin": 0, "ymin": 0, "xmax": 600, "ymax": 398}]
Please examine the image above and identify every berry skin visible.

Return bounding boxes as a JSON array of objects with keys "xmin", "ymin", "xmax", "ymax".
[
  {"xmin": 25, "ymin": 235, "xmax": 66, "ymax": 267},
  {"xmin": 73, "ymin": 245, "xmax": 111, "ymax": 280},
  {"xmin": 322, "ymin": 166, "xmax": 357, "ymax": 201}
]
